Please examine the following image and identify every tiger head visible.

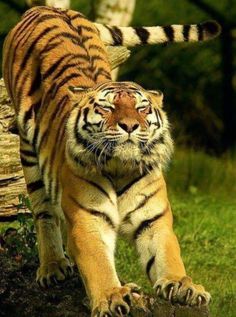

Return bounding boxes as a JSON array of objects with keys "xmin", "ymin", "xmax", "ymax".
[{"xmin": 67, "ymin": 82, "xmax": 173, "ymax": 173}]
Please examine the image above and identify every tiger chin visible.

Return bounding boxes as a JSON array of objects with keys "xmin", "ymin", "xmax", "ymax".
[{"xmin": 2, "ymin": 6, "xmax": 216, "ymax": 317}]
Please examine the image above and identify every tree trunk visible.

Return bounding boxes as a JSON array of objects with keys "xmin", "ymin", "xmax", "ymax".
[
  {"xmin": 26, "ymin": 0, "xmax": 70, "ymax": 9},
  {"xmin": 221, "ymin": 28, "xmax": 236, "ymax": 151},
  {"xmin": 0, "ymin": 80, "xmax": 27, "ymax": 217},
  {"xmin": 93, "ymin": 0, "xmax": 136, "ymax": 80}
]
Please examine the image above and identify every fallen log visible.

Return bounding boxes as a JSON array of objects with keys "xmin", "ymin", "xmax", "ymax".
[{"xmin": 0, "ymin": 80, "xmax": 27, "ymax": 217}]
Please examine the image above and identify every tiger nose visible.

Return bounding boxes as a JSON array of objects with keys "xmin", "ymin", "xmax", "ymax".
[{"xmin": 118, "ymin": 121, "xmax": 139, "ymax": 133}]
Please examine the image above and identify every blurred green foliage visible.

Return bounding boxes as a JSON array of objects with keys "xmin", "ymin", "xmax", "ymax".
[{"xmin": 0, "ymin": 0, "xmax": 235, "ymax": 152}]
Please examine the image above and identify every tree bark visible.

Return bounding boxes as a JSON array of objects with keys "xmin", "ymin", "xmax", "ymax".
[
  {"xmin": 26, "ymin": 0, "xmax": 70, "ymax": 9},
  {"xmin": 93, "ymin": 0, "xmax": 136, "ymax": 80},
  {"xmin": 0, "ymin": 80, "xmax": 27, "ymax": 217}
]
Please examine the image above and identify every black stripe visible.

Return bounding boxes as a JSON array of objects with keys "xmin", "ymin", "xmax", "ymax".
[
  {"xmin": 134, "ymin": 27, "xmax": 150, "ymax": 45},
  {"xmin": 19, "ymin": 134, "xmax": 31, "ymax": 146},
  {"xmin": 88, "ymin": 44, "xmax": 106, "ymax": 53},
  {"xmin": 89, "ymin": 210, "xmax": 115, "ymax": 229},
  {"xmin": 54, "ymin": 95, "xmax": 69, "ymax": 118},
  {"xmin": 36, "ymin": 14, "xmax": 63, "ymax": 23},
  {"xmin": 23, "ymin": 100, "xmax": 41, "ymax": 126},
  {"xmin": 82, "ymin": 107, "xmax": 90, "ymax": 130},
  {"xmin": 111, "ymin": 26, "xmax": 123, "ymax": 45},
  {"xmin": 123, "ymin": 189, "xmax": 160, "ymax": 222},
  {"xmin": 154, "ymin": 109, "xmax": 161, "ymax": 128},
  {"xmin": 51, "ymin": 72, "xmax": 82, "ymax": 98},
  {"xmin": 81, "ymin": 25, "xmax": 96, "ymax": 33},
  {"xmin": 105, "ymin": 25, "xmax": 122, "ymax": 45},
  {"xmin": 58, "ymin": 31, "xmax": 80, "ymax": 45},
  {"xmin": 68, "ymin": 147, "xmax": 86, "ymax": 167},
  {"xmin": 20, "ymin": 149, "xmax": 36, "ymax": 158},
  {"xmin": 197, "ymin": 24, "xmax": 204, "ymax": 41},
  {"xmin": 163, "ymin": 25, "xmax": 174, "ymax": 42},
  {"xmin": 73, "ymin": 111, "xmax": 111, "ymax": 163},
  {"xmin": 12, "ymin": 11, "xmax": 39, "ymax": 42},
  {"xmin": 69, "ymin": 195, "xmax": 115, "ymax": 229},
  {"xmin": 28, "ymin": 66, "xmax": 41, "ymax": 96},
  {"xmin": 20, "ymin": 157, "xmax": 37, "ymax": 167},
  {"xmin": 21, "ymin": 26, "xmax": 58, "ymax": 69},
  {"xmin": 52, "ymin": 62, "xmax": 78, "ymax": 79},
  {"xmin": 183, "ymin": 25, "xmax": 191, "ymax": 41},
  {"xmin": 9, "ymin": 12, "xmax": 40, "ymax": 89},
  {"xmin": 117, "ymin": 174, "xmax": 146, "ymax": 196},
  {"xmin": 90, "ymin": 54, "xmax": 107, "ymax": 64},
  {"xmin": 141, "ymin": 136, "xmax": 164, "ymax": 155},
  {"xmin": 41, "ymin": 40, "xmax": 62, "ymax": 54},
  {"xmin": 48, "ymin": 111, "xmax": 68, "ymax": 188},
  {"xmin": 94, "ymin": 68, "xmax": 111, "ymax": 81},
  {"xmin": 80, "ymin": 35, "xmax": 93, "ymax": 43},
  {"xmin": 81, "ymin": 177, "xmax": 114, "ymax": 205},
  {"xmin": 41, "ymin": 158, "xmax": 48, "ymax": 178},
  {"xmin": 36, "ymin": 13, "xmax": 78, "ymax": 33},
  {"xmin": 133, "ymin": 211, "xmax": 166, "ymax": 240},
  {"xmin": 71, "ymin": 12, "xmax": 85, "ymax": 20},
  {"xmin": 16, "ymin": 72, "xmax": 29, "ymax": 104},
  {"xmin": 37, "ymin": 95, "xmax": 68, "ymax": 152},
  {"xmin": 146, "ymin": 256, "xmax": 155, "ymax": 280},
  {"xmin": 73, "ymin": 155, "xmax": 86, "ymax": 167},
  {"xmin": 42, "ymin": 53, "xmax": 72, "ymax": 80},
  {"xmin": 32, "ymin": 126, "xmax": 39, "ymax": 149},
  {"xmin": 27, "ymin": 180, "xmax": 44, "ymax": 194},
  {"xmin": 35, "ymin": 211, "xmax": 53, "ymax": 220},
  {"xmin": 14, "ymin": 26, "xmax": 58, "ymax": 89}
]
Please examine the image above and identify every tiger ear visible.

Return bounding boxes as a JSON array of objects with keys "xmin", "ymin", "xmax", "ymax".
[{"xmin": 148, "ymin": 90, "xmax": 163, "ymax": 107}]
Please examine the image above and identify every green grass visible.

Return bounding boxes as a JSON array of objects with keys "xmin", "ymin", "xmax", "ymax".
[{"xmin": 116, "ymin": 149, "xmax": 236, "ymax": 317}]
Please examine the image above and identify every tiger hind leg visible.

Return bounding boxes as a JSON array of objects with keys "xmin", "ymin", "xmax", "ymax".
[{"xmin": 20, "ymin": 138, "xmax": 73, "ymax": 287}]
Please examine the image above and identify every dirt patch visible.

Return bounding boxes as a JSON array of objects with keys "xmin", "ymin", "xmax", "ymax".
[{"xmin": 0, "ymin": 254, "xmax": 89, "ymax": 317}]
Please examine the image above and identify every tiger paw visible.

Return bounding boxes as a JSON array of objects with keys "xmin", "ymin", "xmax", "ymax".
[
  {"xmin": 92, "ymin": 283, "xmax": 141, "ymax": 317},
  {"xmin": 36, "ymin": 258, "xmax": 73, "ymax": 287},
  {"xmin": 154, "ymin": 276, "xmax": 211, "ymax": 306}
]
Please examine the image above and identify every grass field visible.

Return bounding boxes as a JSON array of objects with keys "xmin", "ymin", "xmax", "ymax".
[
  {"xmin": 1, "ymin": 149, "xmax": 235, "ymax": 317},
  {"xmin": 116, "ymin": 149, "xmax": 236, "ymax": 317}
]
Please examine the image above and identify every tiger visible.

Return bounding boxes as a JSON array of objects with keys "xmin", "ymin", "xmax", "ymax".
[{"xmin": 2, "ymin": 6, "xmax": 220, "ymax": 316}]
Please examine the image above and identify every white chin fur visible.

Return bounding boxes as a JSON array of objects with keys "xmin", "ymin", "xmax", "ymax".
[{"xmin": 112, "ymin": 143, "xmax": 141, "ymax": 161}]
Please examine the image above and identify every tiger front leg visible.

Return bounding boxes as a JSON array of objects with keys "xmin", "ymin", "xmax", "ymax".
[
  {"xmin": 137, "ymin": 208, "xmax": 211, "ymax": 306},
  {"xmin": 20, "ymin": 140, "xmax": 73, "ymax": 287},
  {"xmin": 120, "ymin": 174, "xmax": 211, "ymax": 307},
  {"xmin": 62, "ymin": 169, "xmax": 138, "ymax": 316}
]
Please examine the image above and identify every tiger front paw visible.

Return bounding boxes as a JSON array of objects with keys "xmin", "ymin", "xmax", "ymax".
[
  {"xmin": 154, "ymin": 276, "xmax": 211, "ymax": 306},
  {"xmin": 36, "ymin": 257, "xmax": 73, "ymax": 287},
  {"xmin": 92, "ymin": 283, "xmax": 141, "ymax": 317}
]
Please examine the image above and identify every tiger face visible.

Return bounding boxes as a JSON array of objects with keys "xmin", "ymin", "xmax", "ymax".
[{"xmin": 67, "ymin": 82, "xmax": 173, "ymax": 171}]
